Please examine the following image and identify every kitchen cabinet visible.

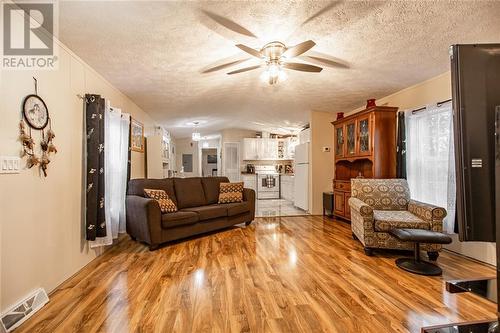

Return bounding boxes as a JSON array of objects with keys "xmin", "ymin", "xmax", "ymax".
[
  {"xmin": 241, "ymin": 174, "xmax": 256, "ymax": 192},
  {"xmin": 280, "ymin": 175, "xmax": 294, "ymax": 201},
  {"xmin": 242, "ymin": 138, "xmax": 291, "ymax": 161},
  {"xmin": 242, "ymin": 138, "xmax": 258, "ymax": 160}
]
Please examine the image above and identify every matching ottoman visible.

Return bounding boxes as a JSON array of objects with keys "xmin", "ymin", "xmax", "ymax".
[{"xmin": 389, "ymin": 228, "xmax": 452, "ymax": 276}]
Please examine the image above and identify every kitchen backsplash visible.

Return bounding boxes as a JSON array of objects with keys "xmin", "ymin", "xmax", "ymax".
[{"xmin": 242, "ymin": 160, "xmax": 294, "ymax": 174}]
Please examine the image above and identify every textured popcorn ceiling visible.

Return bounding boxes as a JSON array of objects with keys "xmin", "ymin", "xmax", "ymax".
[{"xmin": 59, "ymin": 1, "xmax": 500, "ymax": 138}]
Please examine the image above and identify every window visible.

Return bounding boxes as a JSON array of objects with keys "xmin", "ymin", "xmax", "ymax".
[{"xmin": 406, "ymin": 102, "xmax": 456, "ymax": 232}]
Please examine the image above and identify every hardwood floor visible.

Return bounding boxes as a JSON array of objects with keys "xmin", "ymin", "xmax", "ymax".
[{"xmin": 17, "ymin": 216, "xmax": 496, "ymax": 333}]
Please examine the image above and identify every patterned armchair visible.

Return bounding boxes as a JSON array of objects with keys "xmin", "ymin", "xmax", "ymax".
[{"xmin": 349, "ymin": 178, "xmax": 447, "ymax": 259}]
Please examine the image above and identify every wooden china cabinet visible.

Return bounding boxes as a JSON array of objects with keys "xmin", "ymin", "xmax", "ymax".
[{"xmin": 331, "ymin": 106, "xmax": 398, "ymax": 220}]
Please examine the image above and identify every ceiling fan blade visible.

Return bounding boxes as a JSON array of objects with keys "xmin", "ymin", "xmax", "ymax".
[
  {"xmin": 227, "ymin": 65, "xmax": 262, "ymax": 75},
  {"xmin": 282, "ymin": 62, "xmax": 323, "ymax": 73},
  {"xmin": 301, "ymin": 1, "xmax": 342, "ymax": 27},
  {"xmin": 201, "ymin": 10, "xmax": 257, "ymax": 38},
  {"xmin": 299, "ymin": 54, "xmax": 350, "ymax": 69},
  {"xmin": 201, "ymin": 58, "xmax": 251, "ymax": 73},
  {"xmin": 283, "ymin": 40, "xmax": 316, "ymax": 58},
  {"xmin": 235, "ymin": 44, "xmax": 262, "ymax": 58}
]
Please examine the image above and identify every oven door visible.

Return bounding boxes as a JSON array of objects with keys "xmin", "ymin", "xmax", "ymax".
[{"xmin": 257, "ymin": 174, "xmax": 280, "ymax": 199}]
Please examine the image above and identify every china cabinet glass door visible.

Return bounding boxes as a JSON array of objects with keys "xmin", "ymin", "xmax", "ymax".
[
  {"xmin": 334, "ymin": 125, "xmax": 344, "ymax": 158},
  {"xmin": 346, "ymin": 121, "xmax": 356, "ymax": 156},
  {"xmin": 357, "ymin": 116, "xmax": 371, "ymax": 155}
]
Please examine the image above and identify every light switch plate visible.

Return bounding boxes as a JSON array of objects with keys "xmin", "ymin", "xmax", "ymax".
[{"xmin": 0, "ymin": 156, "xmax": 21, "ymax": 174}]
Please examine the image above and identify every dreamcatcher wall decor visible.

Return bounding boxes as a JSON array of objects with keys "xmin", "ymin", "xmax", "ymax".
[{"xmin": 19, "ymin": 77, "xmax": 57, "ymax": 177}]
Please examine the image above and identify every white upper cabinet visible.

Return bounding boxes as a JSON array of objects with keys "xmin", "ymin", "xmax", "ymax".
[
  {"xmin": 242, "ymin": 138, "xmax": 258, "ymax": 160},
  {"xmin": 242, "ymin": 138, "xmax": 296, "ymax": 161}
]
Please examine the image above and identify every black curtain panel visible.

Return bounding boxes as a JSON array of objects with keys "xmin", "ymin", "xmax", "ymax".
[
  {"xmin": 127, "ymin": 121, "xmax": 132, "ymax": 184},
  {"xmin": 396, "ymin": 111, "xmax": 407, "ymax": 179},
  {"xmin": 85, "ymin": 94, "xmax": 106, "ymax": 241}
]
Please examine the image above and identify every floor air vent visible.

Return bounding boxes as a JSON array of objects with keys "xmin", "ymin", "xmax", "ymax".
[{"xmin": 1, "ymin": 288, "xmax": 49, "ymax": 332}]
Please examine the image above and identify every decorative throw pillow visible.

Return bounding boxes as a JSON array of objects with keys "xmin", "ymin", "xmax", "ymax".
[
  {"xmin": 144, "ymin": 189, "xmax": 177, "ymax": 213},
  {"xmin": 218, "ymin": 182, "xmax": 244, "ymax": 204}
]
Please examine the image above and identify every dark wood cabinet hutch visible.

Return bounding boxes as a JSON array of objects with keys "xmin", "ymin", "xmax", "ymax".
[{"xmin": 331, "ymin": 106, "xmax": 398, "ymax": 220}]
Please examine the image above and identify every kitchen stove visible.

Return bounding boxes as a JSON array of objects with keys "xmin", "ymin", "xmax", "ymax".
[{"xmin": 255, "ymin": 165, "xmax": 280, "ymax": 199}]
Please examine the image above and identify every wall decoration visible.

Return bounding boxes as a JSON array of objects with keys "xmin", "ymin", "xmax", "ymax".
[
  {"xmin": 131, "ymin": 118, "xmax": 144, "ymax": 152},
  {"xmin": 19, "ymin": 78, "xmax": 57, "ymax": 177}
]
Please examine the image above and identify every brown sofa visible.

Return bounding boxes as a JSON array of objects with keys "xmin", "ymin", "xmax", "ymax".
[{"xmin": 126, "ymin": 176, "xmax": 256, "ymax": 250}]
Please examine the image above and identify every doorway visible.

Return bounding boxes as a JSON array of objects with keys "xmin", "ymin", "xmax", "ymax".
[{"xmin": 201, "ymin": 148, "xmax": 218, "ymax": 177}]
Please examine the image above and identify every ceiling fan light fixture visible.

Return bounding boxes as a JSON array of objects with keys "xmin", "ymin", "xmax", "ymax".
[{"xmin": 260, "ymin": 62, "xmax": 286, "ymax": 85}]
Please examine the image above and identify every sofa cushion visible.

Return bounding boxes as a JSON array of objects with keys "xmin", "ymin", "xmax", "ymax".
[
  {"xmin": 161, "ymin": 211, "xmax": 199, "ymax": 229},
  {"xmin": 182, "ymin": 204, "xmax": 227, "ymax": 220},
  {"xmin": 201, "ymin": 177, "xmax": 230, "ymax": 204},
  {"xmin": 218, "ymin": 182, "xmax": 244, "ymax": 204},
  {"xmin": 128, "ymin": 178, "xmax": 177, "ymax": 205},
  {"xmin": 373, "ymin": 210, "xmax": 430, "ymax": 232},
  {"xmin": 220, "ymin": 202, "xmax": 250, "ymax": 216},
  {"xmin": 144, "ymin": 189, "xmax": 178, "ymax": 213},
  {"xmin": 173, "ymin": 177, "xmax": 207, "ymax": 209}
]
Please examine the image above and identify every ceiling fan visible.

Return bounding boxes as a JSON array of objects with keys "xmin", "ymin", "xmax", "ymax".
[
  {"xmin": 200, "ymin": 2, "xmax": 349, "ymax": 85},
  {"xmin": 228, "ymin": 40, "xmax": 323, "ymax": 85}
]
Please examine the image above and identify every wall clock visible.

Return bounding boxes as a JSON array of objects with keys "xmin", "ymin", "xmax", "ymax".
[{"xmin": 22, "ymin": 94, "xmax": 49, "ymax": 130}]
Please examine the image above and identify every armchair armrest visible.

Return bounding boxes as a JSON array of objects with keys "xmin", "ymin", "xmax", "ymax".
[
  {"xmin": 408, "ymin": 199, "xmax": 447, "ymax": 232},
  {"xmin": 243, "ymin": 188, "xmax": 256, "ymax": 220},
  {"xmin": 126, "ymin": 195, "xmax": 162, "ymax": 245},
  {"xmin": 408, "ymin": 199, "xmax": 447, "ymax": 221},
  {"xmin": 348, "ymin": 197, "xmax": 374, "ymax": 217},
  {"xmin": 348, "ymin": 197, "xmax": 375, "ymax": 247}
]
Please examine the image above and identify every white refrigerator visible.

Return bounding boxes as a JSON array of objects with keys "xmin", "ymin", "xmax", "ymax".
[{"xmin": 294, "ymin": 143, "xmax": 309, "ymax": 211}]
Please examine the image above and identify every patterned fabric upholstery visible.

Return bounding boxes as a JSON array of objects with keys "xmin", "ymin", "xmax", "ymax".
[
  {"xmin": 349, "ymin": 178, "xmax": 446, "ymax": 253},
  {"xmin": 373, "ymin": 210, "xmax": 430, "ymax": 232},
  {"xmin": 144, "ymin": 189, "xmax": 178, "ymax": 213},
  {"xmin": 218, "ymin": 182, "xmax": 244, "ymax": 204},
  {"xmin": 408, "ymin": 199, "xmax": 447, "ymax": 221},
  {"xmin": 351, "ymin": 178, "xmax": 410, "ymax": 210},
  {"xmin": 349, "ymin": 197, "xmax": 373, "ymax": 217}
]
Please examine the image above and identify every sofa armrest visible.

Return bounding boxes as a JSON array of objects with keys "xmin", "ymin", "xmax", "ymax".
[
  {"xmin": 348, "ymin": 197, "xmax": 373, "ymax": 217},
  {"xmin": 408, "ymin": 199, "xmax": 447, "ymax": 231},
  {"xmin": 243, "ymin": 188, "xmax": 256, "ymax": 220},
  {"xmin": 126, "ymin": 195, "xmax": 162, "ymax": 245}
]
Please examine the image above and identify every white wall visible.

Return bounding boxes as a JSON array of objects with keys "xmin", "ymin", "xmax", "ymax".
[
  {"xmin": 349, "ymin": 71, "xmax": 495, "ymax": 265},
  {"xmin": 0, "ymin": 14, "xmax": 156, "ymax": 312}
]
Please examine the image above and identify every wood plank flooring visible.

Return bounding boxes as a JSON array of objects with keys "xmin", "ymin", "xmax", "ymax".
[{"xmin": 16, "ymin": 216, "xmax": 496, "ymax": 333}]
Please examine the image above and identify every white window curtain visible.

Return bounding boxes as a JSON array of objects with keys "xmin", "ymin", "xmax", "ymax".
[
  {"xmin": 405, "ymin": 101, "xmax": 456, "ymax": 233},
  {"xmin": 90, "ymin": 103, "xmax": 130, "ymax": 248}
]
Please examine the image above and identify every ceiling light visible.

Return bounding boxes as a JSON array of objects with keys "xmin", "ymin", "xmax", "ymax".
[
  {"xmin": 192, "ymin": 132, "xmax": 201, "ymax": 141},
  {"xmin": 191, "ymin": 121, "xmax": 201, "ymax": 141}
]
